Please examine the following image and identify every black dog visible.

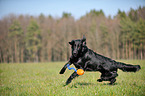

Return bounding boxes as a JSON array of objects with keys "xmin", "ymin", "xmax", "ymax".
[{"xmin": 59, "ymin": 36, "xmax": 141, "ymax": 85}]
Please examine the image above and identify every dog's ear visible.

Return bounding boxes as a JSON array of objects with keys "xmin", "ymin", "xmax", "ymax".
[
  {"xmin": 69, "ymin": 40, "xmax": 74, "ymax": 45},
  {"xmin": 81, "ymin": 35, "xmax": 86, "ymax": 45}
]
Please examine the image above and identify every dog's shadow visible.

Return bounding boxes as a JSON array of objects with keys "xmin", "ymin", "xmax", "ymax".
[
  {"xmin": 102, "ymin": 82, "xmax": 118, "ymax": 86},
  {"xmin": 71, "ymin": 82, "xmax": 95, "ymax": 88},
  {"xmin": 76, "ymin": 82, "xmax": 118, "ymax": 86},
  {"xmin": 76, "ymin": 82, "xmax": 95, "ymax": 86},
  {"xmin": 63, "ymin": 82, "xmax": 118, "ymax": 88},
  {"xmin": 63, "ymin": 82, "xmax": 95, "ymax": 88}
]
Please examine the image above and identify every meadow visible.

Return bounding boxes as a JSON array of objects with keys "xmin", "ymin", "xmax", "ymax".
[{"xmin": 0, "ymin": 60, "xmax": 145, "ymax": 96}]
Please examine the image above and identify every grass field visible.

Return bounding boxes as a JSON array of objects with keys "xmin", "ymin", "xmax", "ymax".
[{"xmin": 0, "ymin": 60, "xmax": 145, "ymax": 96}]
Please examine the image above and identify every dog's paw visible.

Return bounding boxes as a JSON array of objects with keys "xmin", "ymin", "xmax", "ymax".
[
  {"xmin": 109, "ymin": 79, "xmax": 116, "ymax": 85},
  {"xmin": 59, "ymin": 71, "xmax": 64, "ymax": 74},
  {"xmin": 59, "ymin": 68, "xmax": 65, "ymax": 74},
  {"xmin": 66, "ymin": 80, "xmax": 71, "ymax": 85},
  {"xmin": 97, "ymin": 79, "xmax": 103, "ymax": 82}
]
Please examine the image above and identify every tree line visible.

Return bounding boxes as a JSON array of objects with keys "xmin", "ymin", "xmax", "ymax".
[{"xmin": 0, "ymin": 7, "xmax": 145, "ymax": 63}]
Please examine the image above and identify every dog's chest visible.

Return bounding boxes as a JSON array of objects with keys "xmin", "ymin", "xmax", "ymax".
[{"xmin": 73, "ymin": 57, "xmax": 86, "ymax": 68}]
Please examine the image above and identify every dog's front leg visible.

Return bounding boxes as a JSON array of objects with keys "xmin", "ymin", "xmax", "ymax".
[
  {"xmin": 59, "ymin": 61, "xmax": 72, "ymax": 74},
  {"xmin": 60, "ymin": 56, "xmax": 74, "ymax": 74},
  {"xmin": 66, "ymin": 71, "xmax": 79, "ymax": 85}
]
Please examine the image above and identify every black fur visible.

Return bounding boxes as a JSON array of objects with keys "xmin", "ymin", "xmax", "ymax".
[{"xmin": 59, "ymin": 36, "xmax": 141, "ymax": 85}]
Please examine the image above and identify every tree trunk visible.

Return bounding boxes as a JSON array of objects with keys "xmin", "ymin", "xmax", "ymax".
[
  {"xmin": 47, "ymin": 46, "xmax": 51, "ymax": 62},
  {"xmin": 125, "ymin": 41, "xmax": 128, "ymax": 59},
  {"xmin": 129, "ymin": 42, "xmax": 131, "ymax": 59},
  {"xmin": 0, "ymin": 48, "xmax": 3, "ymax": 63},
  {"xmin": 140, "ymin": 43, "xmax": 143, "ymax": 60},
  {"xmin": 117, "ymin": 43, "xmax": 120, "ymax": 59},
  {"xmin": 14, "ymin": 41, "xmax": 18, "ymax": 63},
  {"xmin": 133, "ymin": 44, "xmax": 136, "ymax": 59},
  {"xmin": 122, "ymin": 42, "xmax": 125, "ymax": 59},
  {"xmin": 21, "ymin": 48, "xmax": 24, "ymax": 62}
]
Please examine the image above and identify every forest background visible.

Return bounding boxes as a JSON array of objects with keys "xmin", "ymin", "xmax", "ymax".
[{"xmin": 0, "ymin": 7, "xmax": 145, "ymax": 63}]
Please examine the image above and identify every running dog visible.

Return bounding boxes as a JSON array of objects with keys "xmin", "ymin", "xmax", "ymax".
[{"xmin": 59, "ymin": 36, "xmax": 141, "ymax": 85}]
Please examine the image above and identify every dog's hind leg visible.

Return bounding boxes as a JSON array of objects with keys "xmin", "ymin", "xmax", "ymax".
[
  {"xmin": 97, "ymin": 73, "xmax": 106, "ymax": 82},
  {"xmin": 97, "ymin": 71, "xmax": 118, "ymax": 84},
  {"xmin": 109, "ymin": 71, "xmax": 118, "ymax": 85},
  {"xmin": 109, "ymin": 78, "xmax": 116, "ymax": 85},
  {"xmin": 66, "ymin": 71, "xmax": 79, "ymax": 85}
]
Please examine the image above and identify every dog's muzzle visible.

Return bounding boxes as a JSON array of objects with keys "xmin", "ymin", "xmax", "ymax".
[{"xmin": 73, "ymin": 51, "xmax": 78, "ymax": 57}]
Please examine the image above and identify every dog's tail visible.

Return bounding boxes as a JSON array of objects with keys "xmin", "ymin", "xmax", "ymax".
[{"xmin": 116, "ymin": 62, "xmax": 141, "ymax": 72}]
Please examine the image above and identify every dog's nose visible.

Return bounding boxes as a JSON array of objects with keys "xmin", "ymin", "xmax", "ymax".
[
  {"xmin": 73, "ymin": 52, "xmax": 77, "ymax": 56},
  {"xmin": 73, "ymin": 52, "xmax": 77, "ymax": 55}
]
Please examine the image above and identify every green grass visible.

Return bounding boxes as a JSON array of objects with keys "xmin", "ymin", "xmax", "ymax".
[{"xmin": 0, "ymin": 60, "xmax": 145, "ymax": 96}]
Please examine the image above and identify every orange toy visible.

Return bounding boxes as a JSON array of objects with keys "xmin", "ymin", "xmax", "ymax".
[
  {"xmin": 67, "ymin": 64, "xmax": 84, "ymax": 75},
  {"xmin": 77, "ymin": 69, "xmax": 84, "ymax": 75}
]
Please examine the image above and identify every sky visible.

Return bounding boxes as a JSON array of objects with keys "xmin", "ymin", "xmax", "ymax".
[{"xmin": 0, "ymin": 0, "xmax": 145, "ymax": 19}]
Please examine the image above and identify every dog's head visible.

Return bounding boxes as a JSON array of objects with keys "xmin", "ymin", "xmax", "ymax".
[{"xmin": 69, "ymin": 36, "xmax": 87, "ymax": 57}]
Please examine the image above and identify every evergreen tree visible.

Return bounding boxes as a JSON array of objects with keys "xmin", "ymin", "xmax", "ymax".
[
  {"xmin": 117, "ymin": 9, "xmax": 126, "ymax": 19},
  {"xmin": 26, "ymin": 20, "xmax": 41, "ymax": 62},
  {"xmin": 87, "ymin": 9, "xmax": 105, "ymax": 17},
  {"xmin": 135, "ymin": 18, "xmax": 145, "ymax": 59},
  {"xmin": 62, "ymin": 12, "xmax": 72, "ymax": 18},
  {"xmin": 120, "ymin": 17, "xmax": 136, "ymax": 59},
  {"xmin": 129, "ymin": 8, "xmax": 138, "ymax": 22},
  {"xmin": 9, "ymin": 20, "xmax": 24, "ymax": 62}
]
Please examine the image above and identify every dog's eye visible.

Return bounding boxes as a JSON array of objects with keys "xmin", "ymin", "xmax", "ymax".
[
  {"xmin": 78, "ymin": 45, "xmax": 80, "ymax": 49},
  {"xmin": 74, "ymin": 44, "xmax": 76, "ymax": 47}
]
